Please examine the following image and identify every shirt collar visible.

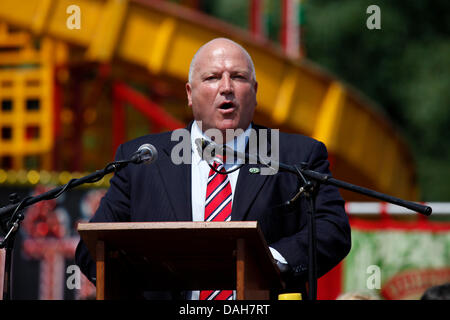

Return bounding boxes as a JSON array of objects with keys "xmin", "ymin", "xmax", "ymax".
[{"xmin": 191, "ymin": 121, "xmax": 252, "ymax": 165}]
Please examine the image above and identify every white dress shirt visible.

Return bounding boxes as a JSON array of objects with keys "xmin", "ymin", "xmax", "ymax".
[{"xmin": 188, "ymin": 121, "xmax": 287, "ymax": 300}]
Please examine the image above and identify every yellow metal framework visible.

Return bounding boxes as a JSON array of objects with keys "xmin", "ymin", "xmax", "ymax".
[
  {"xmin": 0, "ymin": 23, "xmax": 57, "ymax": 170},
  {"xmin": 0, "ymin": 0, "xmax": 418, "ymax": 200}
]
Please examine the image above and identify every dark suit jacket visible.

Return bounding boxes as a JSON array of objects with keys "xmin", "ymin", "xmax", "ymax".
[{"xmin": 75, "ymin": 124, "xmax": 351, "ymax": 299}]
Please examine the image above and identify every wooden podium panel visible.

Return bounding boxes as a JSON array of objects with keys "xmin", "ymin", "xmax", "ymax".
[{"xmin": 78, "ymin": 221, "xmax": 284, "ymax": 300}]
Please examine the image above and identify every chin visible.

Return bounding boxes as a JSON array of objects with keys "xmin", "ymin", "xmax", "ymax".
[{"xmin": 217, "ymin": 121, "xmax": 239, "ymax": 131}]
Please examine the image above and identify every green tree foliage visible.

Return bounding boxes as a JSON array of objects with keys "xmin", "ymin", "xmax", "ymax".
[
  {"xmin": 202, "ymin": 0, "xmax": 449, "ymax": 200},
  {"xmin": 303, "ymin": 0, "xmax": 450, "ymax": 200}
]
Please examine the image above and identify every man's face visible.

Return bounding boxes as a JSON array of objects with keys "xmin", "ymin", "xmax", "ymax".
[{"xmin": 186, "ymin": 40, "xmax": 258, "ymax": 138}]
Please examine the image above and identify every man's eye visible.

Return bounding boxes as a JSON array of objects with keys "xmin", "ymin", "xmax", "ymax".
[{"xmin": 205, "ymin": 76, "xmax": 218, "ymax": 81}]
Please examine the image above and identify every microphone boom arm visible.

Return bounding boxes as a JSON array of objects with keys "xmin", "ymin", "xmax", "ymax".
[
  {"xmin": 222, "ymin": 141, "xmax": 432, "ymax": 301},
  {"xmin": 0, "ymin": 158, "xmax": 133, "ymax": 300},
  {"xmin": 230, "ymin": 146, "xmax": 431, "ymax": 216},
  {"xmin": 0, "ymin": 160, "xmax": 129, "ymax": 232}
]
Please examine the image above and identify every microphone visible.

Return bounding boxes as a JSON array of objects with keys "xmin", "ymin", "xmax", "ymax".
[
  {"xmin": 194, "ymin": 138, "xmax": 209, "ymax": 156},
  {"xmin": 195, "ymin": 138, "xmax": 228, "ymax": 163},
  {"xmin": 194, "ymin": 138, "xmax": 216, "ymax": 159},
  {"xmin": 131, "ymin": 144, "xmax": 158, "ymax": 164},
  {"xmin": 195, "ymin": 138, "xmax": 281, "ymax": 177},
  {"xmin": 195, "ymin": 138, "xmax": 258, "ymax": 164}
]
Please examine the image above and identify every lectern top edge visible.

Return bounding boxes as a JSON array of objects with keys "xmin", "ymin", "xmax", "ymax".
[{"xmin": 77, "ymin": 221, "xmax": 259, "ymax": 231}]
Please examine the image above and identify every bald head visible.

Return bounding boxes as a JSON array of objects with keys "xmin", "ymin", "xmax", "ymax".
[
  {"xmin": 188, "ymin": 38, "xmax": 256, "ymax": 83},
  {"xmin": 185, "ymin": 37, "xmax": 258, "ymax": 136}
]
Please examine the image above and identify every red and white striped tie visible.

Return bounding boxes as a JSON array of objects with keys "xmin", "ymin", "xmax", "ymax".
[{"xmin": 200, "ymin": 160, "xmax": 233, "ymax": 300}]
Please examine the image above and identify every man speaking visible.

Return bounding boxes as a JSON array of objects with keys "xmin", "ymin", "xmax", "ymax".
[{"xmin": 75, "ymin": 38, "xmax": 351, "ymax": 300}]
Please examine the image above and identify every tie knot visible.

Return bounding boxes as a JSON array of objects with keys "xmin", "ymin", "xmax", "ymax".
[
  {"xmin": 212, "ymin": 160, "xmax": 224, "ymax": 171},
  {"xmin": 214, "ymin": 153, "xmax": 227, "ymax": 163}
]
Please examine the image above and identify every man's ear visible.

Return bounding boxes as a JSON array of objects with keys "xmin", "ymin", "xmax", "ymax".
[{"xmin": 186, "ymin": 82, "xmax": 193, "ymax": 108}]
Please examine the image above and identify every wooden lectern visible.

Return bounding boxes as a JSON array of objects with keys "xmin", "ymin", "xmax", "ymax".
[{"xmin": 77, "ymin": 221, "xmax": 284, "ymax": 300}]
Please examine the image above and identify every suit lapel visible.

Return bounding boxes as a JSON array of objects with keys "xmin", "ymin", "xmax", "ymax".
[
  {"xmin": 231, "ymin": 126, "xmax": 270, "ymax": 221},
  {"xmin": 153, "ymin": 123, "xmax": 272, "ymax": 222},
  {"xmin": 231, "ymin": 164, "xmax": 269, "ymax": 221},
  {"xmin": 155, "ymin": 130, "xmax": 192, "ymax": 222}
]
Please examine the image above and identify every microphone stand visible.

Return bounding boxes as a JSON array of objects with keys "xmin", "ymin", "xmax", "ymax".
[
  {"xmin": 209, "ymin": 143, "xmax": 432, "ymax": 300},
  {"xmin": 269, "ymin": 160, "xmax": 430, "ymax": 300},
  {"xmin": 0, "ymin": 159, "xmax": 133, "ymax": 300}
]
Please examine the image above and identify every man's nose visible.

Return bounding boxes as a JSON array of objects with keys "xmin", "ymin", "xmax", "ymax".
[{"xmin": 219, "ymin": 74, "xmax": 233, "ymax": 94}]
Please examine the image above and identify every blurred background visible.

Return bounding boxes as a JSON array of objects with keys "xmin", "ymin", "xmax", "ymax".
[{"xmin": 0, "ymin": 0, "xmax": 449, "ymax": 300}]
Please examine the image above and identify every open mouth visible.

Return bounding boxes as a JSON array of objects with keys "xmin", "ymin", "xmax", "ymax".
[{"xmin": 219, "ymin": 102, "xmax": 235, "ymax": 110}]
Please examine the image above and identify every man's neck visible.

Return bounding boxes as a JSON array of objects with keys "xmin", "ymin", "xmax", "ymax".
[{"xmin": 193, "ymin": 122, "xmax": 251, "ymax": 144}]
